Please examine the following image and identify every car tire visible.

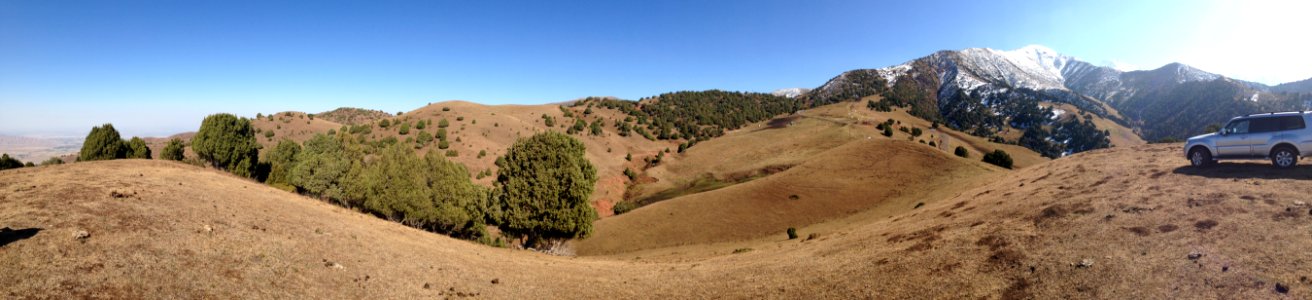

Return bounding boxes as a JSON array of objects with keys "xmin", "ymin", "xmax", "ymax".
[
  {"xmin": 1271, "ymin": 146, "xmax": 1298, "ymax": 168},
  {"xmin": 1189, "ymin": 148, "xmax": 1213, "ymax": 167}
]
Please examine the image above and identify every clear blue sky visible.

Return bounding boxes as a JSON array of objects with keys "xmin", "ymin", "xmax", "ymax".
[{"xmin": 2, "ymin": 0, "xmax": 1308, "ymax": 137}]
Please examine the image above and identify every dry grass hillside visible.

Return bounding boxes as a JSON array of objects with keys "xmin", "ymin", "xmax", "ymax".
[
  {"xmin": 845, "ymin": 98, "xmax": 1051, "ymax": 168},
  {"xmin": 131, "ymin": 99, "xmax": 1067, "ymax": 220},
  {"xmin": 3, "ymin": 143, "xmax": 1311, "ymax": 298},
  {"xmin": 576, "ymin": 138, "xmax": 1000, "ymax": 255},
  {"xmin": 249, "ymin": 111, "xmax": 345, "ymax": 147},
  {"xmin": 136, "ymin": 112, "xmax": 342, "ymax": 163},
  {"xmin": 356, "ymin": 100, "xmax": 680, "ymax": 213},
  {"xmin": 136, "ymin": 101, "xmax": 682, "ymax": 214},
  {"xmin": 624, "ymin": 100, "xmax": 1047, "ymax": 205},
  {"xmin": 583, "ymin": 98, "xmax": 1024, "ymax": 255},
  {"xmin": 315, "ymin": 107, "xmax": 393, "ymax": 126}
]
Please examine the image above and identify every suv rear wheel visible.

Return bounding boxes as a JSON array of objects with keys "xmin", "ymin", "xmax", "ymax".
[
  {"xmin": 1189, "ymin": 147, "xmax": 1213, "ymax": 167},
  {"xmin": 1271, "ymin": 146, "xmax": 1299, "ymax": 168}
]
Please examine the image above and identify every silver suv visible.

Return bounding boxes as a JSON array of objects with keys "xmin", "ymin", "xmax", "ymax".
[{"xmin": 1184, "ymin": 112, "xmax": 1312, "ymax": 168}]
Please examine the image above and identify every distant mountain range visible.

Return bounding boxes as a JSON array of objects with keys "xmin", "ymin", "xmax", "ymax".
[{"xmin": 801, "ymin": 45, "xmax": 1312, "ymax": 142}]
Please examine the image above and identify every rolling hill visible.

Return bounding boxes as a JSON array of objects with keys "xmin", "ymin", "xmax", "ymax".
[
  {"xmin": 314, "ymin": 107, "xmax": 394, "ymax": 126},
  {"xmin": 4, "ymin": 142, "xmax": 1310, "ymax": 298}
]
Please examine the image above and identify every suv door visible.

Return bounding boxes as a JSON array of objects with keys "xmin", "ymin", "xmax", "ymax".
[
  {"xmin": 1216, "ymin": 119, "xmax": 1252, "ymax": 157},
  {"xmin": 1247, "ymin": 117, "xmax": 1282, "ymax": 156}
]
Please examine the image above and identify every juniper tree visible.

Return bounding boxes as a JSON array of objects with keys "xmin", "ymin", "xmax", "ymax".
[
  {"xmin": 161, "ymin": 138, "xmax": 186, "ymax": 161},
  {"xmin": 494, "ymin": 131, "xmax": 597, "ymax": 248},
  {"xmin": 192, "ymin": 113, "xmax": 260, "ymax": 177},
  {"xmin": 126, "ymin": 137, "xmax": 151, "ymax": 159},
  {"xmin": 78, "ymin": 123, "xmax": 127, "ymax": 161}
]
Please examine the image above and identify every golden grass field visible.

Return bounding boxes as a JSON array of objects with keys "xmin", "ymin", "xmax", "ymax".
[
  {"xmin": 10, "ymin": 98, "xmax": 1293, "ymax": 299},
  {"xmin": 6, "ymin": 138, "xmax": 1312, "ymax": 298}
]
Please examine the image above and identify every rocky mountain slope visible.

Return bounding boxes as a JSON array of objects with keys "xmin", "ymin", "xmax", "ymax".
[{"xmin": 805, "ymin": 45, "xmax": 1312, "ymax": 143}]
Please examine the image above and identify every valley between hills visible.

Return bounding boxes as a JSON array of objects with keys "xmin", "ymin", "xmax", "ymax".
[{"xmin": 5, "ymin": 98, "xmax": 1312, "ymax": 299}]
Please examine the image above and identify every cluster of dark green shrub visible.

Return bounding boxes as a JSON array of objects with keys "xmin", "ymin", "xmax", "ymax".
[
  {"xmin": 572, "ymin": 84, "xmax": 1110, "ymax": 158},
  {"xmin": 612, "ymin": 200, "xmax": 636, "ymax": 215},
  {"xmin": 262, "ymin": 123, "xmax": 597, "ymax": 246},
  {"xmin": 879, "ymin": 69, "xmax": 942, "ymax": 119},
  {"xmin": 954, "ymin": 146, "xmax": 969, "ymax": 158},
  {"xmin": 804, "ymin": 69, "xmax": 892, "ymax": 107},
  {"xmin": 867, "ymin": 99, "xmax": 892, "ymax": 112},
  {"xmin": 73, "ymin": 113, "xmax": 598, "ymax": 248},
  {"xmin": 582, "ymin": 91, "xmax": 803, "ymax": 143},
  {"xmin": 0, "ymin": 153, "xmax": 29, "ymax": 170},
  {"xmin": 1019, "ymin": 116, "xmax": 1111, "ymax": 158},
  {"xmin": 77, "ymin": 123, "xmax": 153, "ymax": 161},
  {"xmin": 982, "ymin": 149, "xmax": 1014, "ymax": 169},
  {"xmin": 800, "ymin": 64, "xmax": 1116, "ymax": 156},
  {"xmin": 192, "ymin": 114, "xmax": 260, "ymax": 176},
  {"xmin": 875, "ymin": 119, "xmax": 896, "ymax": 137},
  {"xmin": 871, "ymin": 86, "xmax": 1112, "ymax": 157}
]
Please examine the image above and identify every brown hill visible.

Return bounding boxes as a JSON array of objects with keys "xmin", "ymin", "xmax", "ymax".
[
  {"xmin": 250, "ymin": 111, "xmax": 345, "ymax": 147},
  {"xmin": 3, "ymin": 143, "xmax": 1310, "ymax": 298},
  {"xmin": 134, "ymin": 99, "xmax": 1049, "ymax": 219},
  {"xmin": 340, "ymin": 100, "xmax": 679, "ymax": 213},
  {"xmin": 614, "ymin": 99, "xmax": 1047, "ymax": 219},
  {"xmin": 577, "ymin": 138, "xmax": 999, "ymax": 255},
  {"xmin": 315, "ymin": 107, "xmax": 393, "ymax": 126}
]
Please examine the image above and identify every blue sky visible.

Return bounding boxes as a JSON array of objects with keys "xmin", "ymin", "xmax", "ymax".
[{"xmin": 1, "ymin": 0, "xmax": 1308, "ymax": 137}]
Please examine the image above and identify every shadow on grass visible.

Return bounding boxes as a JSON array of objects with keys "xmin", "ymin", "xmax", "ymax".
[
  {"xmin": 0, "ymin": 227, "xmax": 42, "ymax": 247},
  {"xmin": 1172, "ymin": 161, "xmax": 1312, "ymax": 180}
]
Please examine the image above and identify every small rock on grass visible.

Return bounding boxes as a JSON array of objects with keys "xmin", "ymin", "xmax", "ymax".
[
  {"xmin": 323, "ymin": 259, "xmax": 344, "ymax": 269},
  {"xmin": 71, "ymin": 230, "xmax": 90, "ymax": 240}
]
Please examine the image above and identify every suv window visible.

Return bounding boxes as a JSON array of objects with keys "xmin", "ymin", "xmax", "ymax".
[
  {"xmin": 1250, "ymin": 117, "xmax": 1280, "ymax": 133},
  {"xmin": 1225, "ymin": 119, "xmax": 1250, "ymax": 134},
  {"xmin": 1282, "ymin": 116, "xmax": 1307, "ymax": 131}
]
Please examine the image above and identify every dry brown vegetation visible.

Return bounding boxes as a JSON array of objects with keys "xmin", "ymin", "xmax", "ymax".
[
  {"xmin": 7, "ymin": 136, "xmax": 1312, "ymax": 298},
  {"xmin": 9, "ymin": 97, "xmax": 1305, "ymax": 298},
  {"xmin": 315, "ymin": 107, "xmax": 393, "ymax": 126},
  {"xmin": 249, "ymin": 111, "xmax": 344, "ymax": 147}
]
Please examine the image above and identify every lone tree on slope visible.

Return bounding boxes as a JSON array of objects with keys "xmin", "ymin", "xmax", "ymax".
[
  {"xmin": 493, "ymin": 131, "xmax": 598, "ymax": 249},
  {"xmin": 192, "ymin": 113, "xmax": 260, "ymax": 177},
  {"xmin": 78, "ymin": 123, "xmax": 127, "ymax": 161}
]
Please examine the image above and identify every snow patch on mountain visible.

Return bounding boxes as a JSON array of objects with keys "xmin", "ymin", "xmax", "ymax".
[
  {"xmin": 967, "ymin": 45, "xmax": 1074, "ymax": 91},
  {"xmin": 1049, "ymin": 106, "xmax": 1066, "ymax": 119},
  {"xmin": 771, "ymin": 88, "xmax": 810, "ymax": 98},
  {"xmin": 876, "ymin": 63, "xmax": 912, "ymax": 85},
  {"xmin": 1158, "ymin": 63, "xmax": 1221, "ymax": 83}
]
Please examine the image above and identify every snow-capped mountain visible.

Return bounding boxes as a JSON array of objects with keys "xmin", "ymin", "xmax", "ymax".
[
  {"xmin": 806, "ymin": 45, "xmax": 1312, "ymax": 142},
  {"xmin": 770, "ymin": 88, "xmax": 810, "ymax": 98}
]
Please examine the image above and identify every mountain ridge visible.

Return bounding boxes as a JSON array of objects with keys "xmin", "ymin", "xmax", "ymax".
[{"xmin": 805, "ymin": 45, "xmax": 1312, "ymax": 143}]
